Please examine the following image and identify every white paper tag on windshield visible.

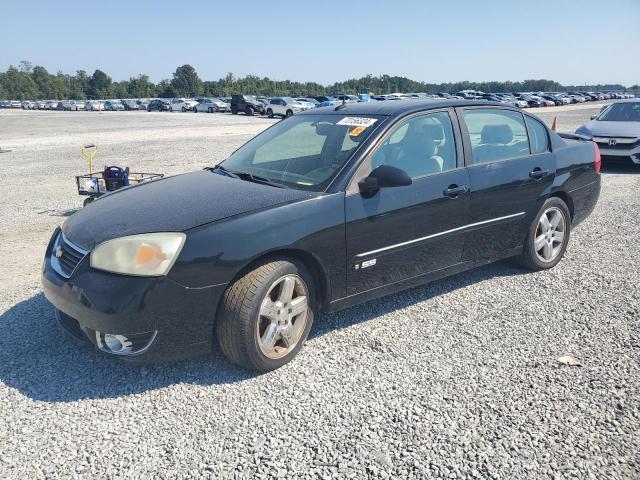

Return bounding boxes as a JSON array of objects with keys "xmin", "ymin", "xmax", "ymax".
[{"xmin": 337, "ymin": 117, "xmax": 377, "ymax": 128}]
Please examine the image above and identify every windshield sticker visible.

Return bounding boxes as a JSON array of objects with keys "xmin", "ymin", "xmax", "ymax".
[
  {"xmin": 337, "ymin": 117, "xmax": 378, "ymax": 128},
  {"xmin": 348, "ymin": 126, "xmax": 366, "ymax": 137}
]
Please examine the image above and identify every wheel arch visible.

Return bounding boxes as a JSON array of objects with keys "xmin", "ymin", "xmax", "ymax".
[
  {"xmin": 224, "ymin": 248, "xmax": 330, "ymax": 312},
  {"xmin": 548, "ymin": 190, "xmax": 574, "ymax": 221}
]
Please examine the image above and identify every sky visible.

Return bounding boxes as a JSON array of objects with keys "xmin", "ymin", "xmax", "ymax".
[{"xmin": 1, "ymin": 0, "xmax": 639, "ymax": 86}]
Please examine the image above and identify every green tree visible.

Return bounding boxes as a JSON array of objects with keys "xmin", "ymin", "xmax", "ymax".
[
  {"xmin": 88, "ymin": 69, "xmax": 112, "ymax": 98},
  {"xmin": 0, "ymin": 65, "xmax": 39, "ymax": 99},
  {"xmin": 170, "ymin": 64, "xmax": 203, "ymax": 97},
  {"xmin": 127, "ymin": 74, "xmax": 156, "ymax": 98}
]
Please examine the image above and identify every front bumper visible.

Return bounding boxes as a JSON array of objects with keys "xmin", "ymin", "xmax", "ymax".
[{"xmin": 41, "ymin": 228, "xmax": 226, "ymax": 362}]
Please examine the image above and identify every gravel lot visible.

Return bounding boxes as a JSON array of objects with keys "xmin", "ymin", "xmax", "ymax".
[{"xmin": 0, "ymin": 104, "xmax": 638, "ymax": 479}]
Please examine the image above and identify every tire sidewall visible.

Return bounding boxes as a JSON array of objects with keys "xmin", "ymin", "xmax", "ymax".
[{"xmin": 524, "ymin": 197, "xmax": 571, "ymax": 270}]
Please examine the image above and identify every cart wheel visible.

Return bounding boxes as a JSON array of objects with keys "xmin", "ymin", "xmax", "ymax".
[{"xmin": 83, "ymin": 197, "xmax": 94, "ymax": 207}]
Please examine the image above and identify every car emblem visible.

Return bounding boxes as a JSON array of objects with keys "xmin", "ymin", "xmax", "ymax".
[
  {"xmin": 55, "ymin": 246, "xmax": 63, "ymax": 259},
  {"xmin": 609, "ymin": 139, "xmax": 617, "ymax": 146}
]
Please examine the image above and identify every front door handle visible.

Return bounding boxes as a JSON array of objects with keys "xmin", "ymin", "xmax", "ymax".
[
  {"xmin": 443, "ymin": 184, "xmax": 469, "ymax": 198},
  {"xmin": 529, "ymin": 168, "xmax": 550, "ymax": 179}
]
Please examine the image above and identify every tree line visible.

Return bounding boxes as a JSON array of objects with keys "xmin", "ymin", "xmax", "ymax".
[{"xmin": 0, "ymin": 61, "xmax": 635, "ymax": 100}]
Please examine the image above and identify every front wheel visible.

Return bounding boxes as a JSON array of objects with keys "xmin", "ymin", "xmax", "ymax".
[
  {"xmin": 182, "ymin": 106, "xmax": 187, "ymax": 112},
  {"xmin": 285, "ymin": 109, "xmax": 293, "ymax": 117},
  {"xmin": 245, "ymin": 106, "xmax": 254, "ymax": 116},
  {"xmin": 217, "ymin": 260, "xmax": 314, "ymax": 372},
  {"xmin": 518, "ymin": 197, "xmax": 571, "ymax": 270},
  {"xmin": 267, "ymin": 108, "xmax": 274, "ymax": 118}
]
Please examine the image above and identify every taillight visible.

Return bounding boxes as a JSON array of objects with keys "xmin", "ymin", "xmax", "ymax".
[{"xmin": 593, "ymin": 142, "xmax": 601, "ymax": 174}]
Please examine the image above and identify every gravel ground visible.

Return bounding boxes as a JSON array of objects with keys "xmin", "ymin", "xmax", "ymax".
[{"xmin": 0, "ymin": 104, "xmax": 638, "ymax": 479}]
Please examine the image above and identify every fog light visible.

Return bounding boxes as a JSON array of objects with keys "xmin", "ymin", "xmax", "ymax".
[
  {"xmin": 95, "ymin": 331, "xmax": 157, "ymax": 356},
  {"xmin": 103, "ymin": 334, "xmax": 133, "ymax": 353}
]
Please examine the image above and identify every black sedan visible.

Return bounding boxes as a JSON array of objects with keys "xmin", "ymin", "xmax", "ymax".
[{"xmin": 42, "ymin": 100, "xmax": 601, "ymax": 372}]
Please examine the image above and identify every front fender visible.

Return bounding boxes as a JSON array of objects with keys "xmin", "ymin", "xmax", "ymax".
[{"xmin": 168, "ymin": 193, "xmax": 347, "ymax": 300}]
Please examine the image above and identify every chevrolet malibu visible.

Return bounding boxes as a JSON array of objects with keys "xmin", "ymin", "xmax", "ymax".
[{"xmin": 42, "ymin": 100, "xmax": 601, "ymax": 372}]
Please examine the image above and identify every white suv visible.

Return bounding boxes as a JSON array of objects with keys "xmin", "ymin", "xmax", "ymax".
[{"xmin": 265, "ymin": 97, "xmax": 311, "ymax": 118}]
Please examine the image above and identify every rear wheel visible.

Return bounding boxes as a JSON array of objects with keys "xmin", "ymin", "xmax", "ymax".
[
  {"xmin": 217, "ymin": 260, "xmax": 314, "ymax": 372},
  {"xmin": 518, "ymin": 197, "xmax": 571, "ymax": 270},
  {"xmin": 286, "ymin": 109, "xmax": 293, "ymax": 117},
  {"xmin": 245, "ymin": 105, "xmax": 254, "ymax": 116}
]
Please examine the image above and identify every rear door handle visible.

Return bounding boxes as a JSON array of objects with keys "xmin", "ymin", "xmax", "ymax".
[
  {"xmin": 529, "ymin": 168, "xmax": 550, "ymax": 179},
  {"xmin": 443, "ymin": 184, "xmax": 469, "ymax": 198}
]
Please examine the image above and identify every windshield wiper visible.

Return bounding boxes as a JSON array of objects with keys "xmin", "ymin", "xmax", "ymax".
[
  {"xmin": 206, "ymin": 164, "xmax": 239, "ymax": 179},
  {"xmin": 207, "ymin": 165, "xmax": 288, "ymax": 189},
  {"xmin": 234, "ymin": 171, "xmax": 289, "ymax": 189}
]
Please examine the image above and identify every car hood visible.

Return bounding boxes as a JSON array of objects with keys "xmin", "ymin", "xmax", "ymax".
[
  {"xmin": 580, "ymin": 120, "xmax": 640, "ymax": 137},
  {"xmin": 63, "ymin": 170, "xmax": 316, "ymax": 250}
]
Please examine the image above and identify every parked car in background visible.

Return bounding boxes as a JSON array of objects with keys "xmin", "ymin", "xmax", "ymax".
[
  {"xmin": 265, "ymin": 97, "xmax": 312, "ymax": 118},
  {"xmin": 518, "ymin": 95, "xmax": 544, "ymax": 108},
  {"xmin": 137, "ymin": 99, "xmax": 150, "ymax": 111},
  {"xmin": 194, "ymin": 98, "xmax": 228, "ymax": 113},
  {"xmin": 147, "ymin": 99, "xmax": 171, "ymax": 112},
  {"xmin": 169, "ymin": 98, "xmax": 198, "ymax": 112},
  {"xmin": 44, "ymin": 100, "xmax": 58, "ymax": 110},
  {"xmin": 103, "ymin": 100, "xmax": 125, "ymax": 111},
  {"xmin": 576, "ymin": 99, "xmax": 640, "ymax": 165},
  {"xmin": 230, "ymin": 95, "xmax": 266, "ymax": 115},
  {"xmin": 42, "ymin": 99, "xmax": 601, "ymax": 372},
  {"xmin": 122, "ymin": 100, "xmax": 140, "ymax": 110},
  {"xmin": 57, "ymin": 100, "xmax": 82, "ymax": 111},
  {"xmin": 295, "ymin": 97, "xmax": 321, "ymax": 108},
  {"xmin": 34, "ymin": 100, "xmax": 48, "ymax": 110},
  {"xmin": 84, "ymin": 100, "xmax": 105, "ymax": 111},
  {"xmin": 21, "ymin": 100, "xmax": 35, "ymax": 110}
]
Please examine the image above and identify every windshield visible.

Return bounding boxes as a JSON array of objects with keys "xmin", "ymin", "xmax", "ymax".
[
  {"xmin": 597, "ymin": 102, "xmax": 640, "ymax": 122},
  {"xmin": 219, "ymin": 114, "xmax": 383, "ymax": 191}
]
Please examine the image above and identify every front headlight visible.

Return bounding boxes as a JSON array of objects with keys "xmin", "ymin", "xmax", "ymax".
[{"xmin": 90, "ymin": 233, "xmax": 186, "ymax": 276}]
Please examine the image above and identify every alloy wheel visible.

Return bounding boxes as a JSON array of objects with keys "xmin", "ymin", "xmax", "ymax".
[
  {"xmin": 534, "ymin": 207, "xmax": 566, "ymax": 262},
  {"xmin": 256, "ymin": 274, "xmax": 309, "ymax": 359}
]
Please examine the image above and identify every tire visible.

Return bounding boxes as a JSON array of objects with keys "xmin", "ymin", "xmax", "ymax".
[
  {"xmin": 182, "ymin": 106, "xmax": 187, "ymax": 112},
  {"xmin": 217, "ymin": 260, "xmax": 315, "ymax": 372},
  {"xmin": 193, "ymin": 107, "xmax": 198, "ymax": 113},
  {"xmin": 518, "ymin": 197, "xmax": 571, "ymax": 271},
  {"xmin": 245, "ymin": 105, "xmax": 254, "ymax": 116},
  {"xmin": 285, "ymin": 109, "xmax": 293, "ymax": 117},
  {"xmin": 208, "ymin": 107, "xmax": 213, "ymax": 113},
  {"xmin": 170, "ymin": 107, "xmax": 174, "ymax": 112},
  {"xmin": 267, "ymin": 108, "xmax": 274, "ymax": 118},
  {"xmin": 231, "ymin": 106, "xmax": 238, "ymax": 114},
  {"xmin": 147, "ymin": 106, "xmax": 151, "ymax": 112}
]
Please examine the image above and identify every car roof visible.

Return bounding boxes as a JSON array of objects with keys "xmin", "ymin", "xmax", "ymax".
[{"xmin": 298, "ymin": 99, "xmax": 507, "ymax": 117}]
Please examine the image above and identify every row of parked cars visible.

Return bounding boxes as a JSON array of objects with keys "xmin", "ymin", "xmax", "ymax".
[{"xmin": 2, "ymin": 91, "xmax": 635, "ymax": 116}]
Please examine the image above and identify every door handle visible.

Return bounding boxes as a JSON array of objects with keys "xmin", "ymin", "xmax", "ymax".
[
  {"xmin": 443, "ymin": 184, "xmax": 469, "ymax": 198},
  {"xmin": 529, "ymin": 168, "xmax": 550, "ymax": 179}
]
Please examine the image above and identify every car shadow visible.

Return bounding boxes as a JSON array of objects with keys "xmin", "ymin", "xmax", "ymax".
[
  {"xmin": 0, "ymin": 261, "xmax": 525, "ymax": 403},
  {"xmin": 601, "ymin": 163, "xmax": 640, "ymax": 174}
]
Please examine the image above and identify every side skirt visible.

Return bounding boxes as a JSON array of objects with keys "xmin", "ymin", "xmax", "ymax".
[{"xmin": 326, "ymin": 246, "xmax": 522, "ymax": 313}]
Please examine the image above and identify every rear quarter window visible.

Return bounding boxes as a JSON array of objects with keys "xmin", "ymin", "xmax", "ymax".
[{"xmin": 525, "ymin": 116, "xmax": 550, "ymax": 154}]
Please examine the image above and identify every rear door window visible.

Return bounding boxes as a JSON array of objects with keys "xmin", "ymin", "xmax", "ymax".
[{"xmin": 463, "ymin": 109, "xmax": 530, "ymax": 164}]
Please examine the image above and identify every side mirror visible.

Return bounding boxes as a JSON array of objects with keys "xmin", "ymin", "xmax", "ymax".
[
  {"xmin": 590, "ymin": 114, "xmax": 598, "ymax": 120},
  {"xmin": 358, "ymin": 165, "xmax": 412, "ymax": 198}
]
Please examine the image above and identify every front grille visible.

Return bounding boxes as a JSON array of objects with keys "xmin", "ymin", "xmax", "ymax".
[
  {"xmin": 51, "ymin": 233, "xmax": 88, "ymax": 278},
  {"xmin": 594, "ymin": 137, "xmax": 640, "ymax": 151}
]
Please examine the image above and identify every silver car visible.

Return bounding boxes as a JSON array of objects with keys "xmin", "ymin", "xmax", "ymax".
[
  {"xmin": 194, "ymin": 98, "xmax": 228, "ymax": 113},
  {"xmin": 576, "ymin": 99, "xmax": 640, "ymax": 165}
]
